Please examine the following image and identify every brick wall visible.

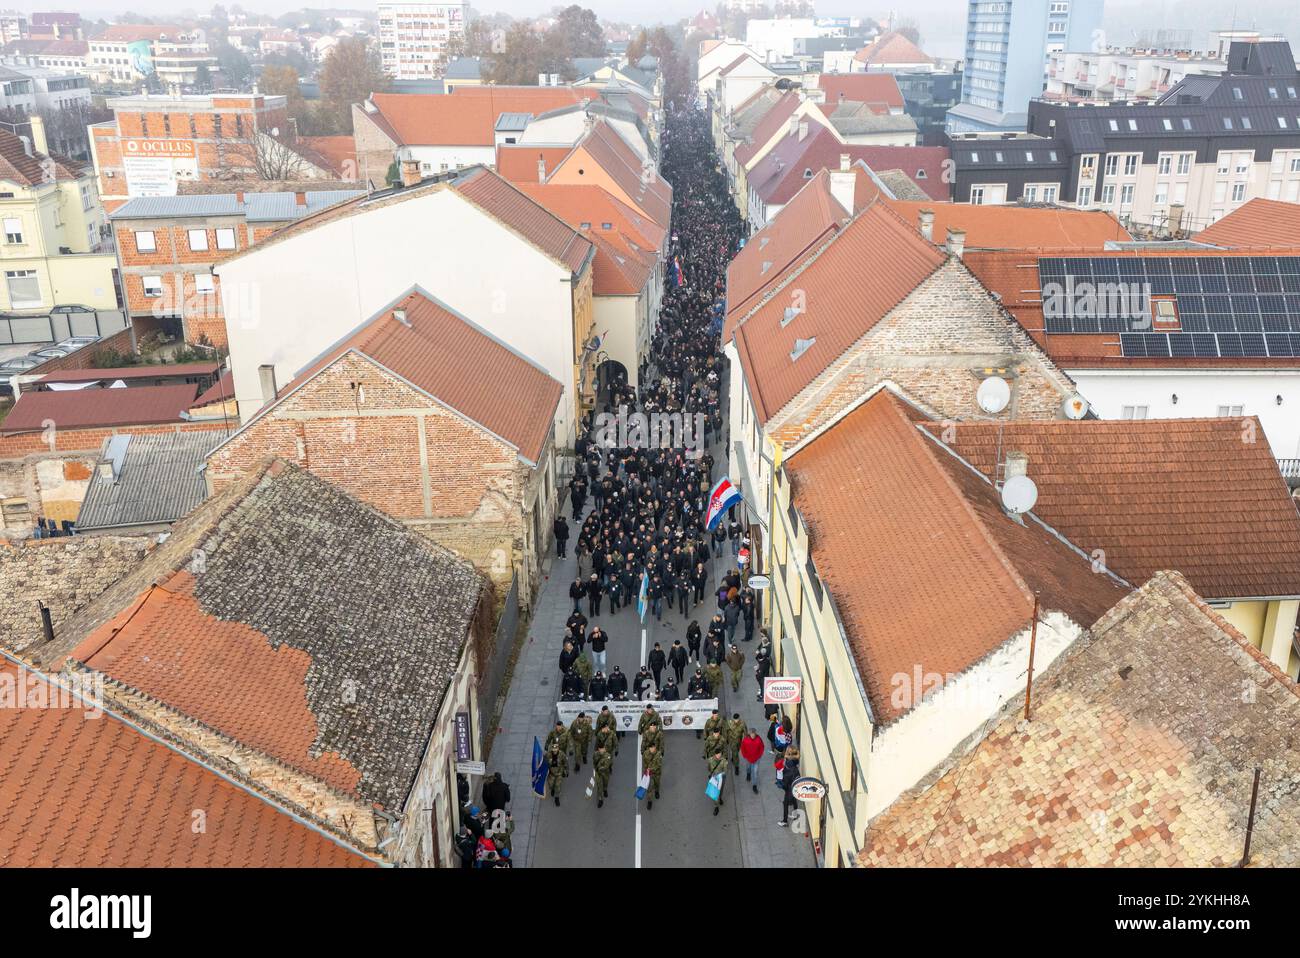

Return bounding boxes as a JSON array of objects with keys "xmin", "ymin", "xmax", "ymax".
[
  {"xmin": 27, "ymin": 326, "xmax": 135, "ymax": 376},
  {"xmin": 204, "ymin": 353, "xmax": 548, "ymax": 605},
  {"xmin": 0, "ymin": 535, "xmax": 152, "ymax": 653},
  {"xmin": 768, "ymin": 260, "xmax": 1076, "ymax": 446},
  {"xmin": 351, "ymin": 104, "xmax": 397, "ymax": 188},
  {"xmin": 0, "ymin": 420, "xmax": 229, "ymax": 459}
]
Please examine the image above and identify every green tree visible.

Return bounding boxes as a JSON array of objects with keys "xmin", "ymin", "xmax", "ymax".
[
  {"xmin": 214, "ymin": 42, "xmax": 252, "ymax": 86},
  {"xmin": 319, "ymin": 37, "xmax": 388, "ymax": 134}
]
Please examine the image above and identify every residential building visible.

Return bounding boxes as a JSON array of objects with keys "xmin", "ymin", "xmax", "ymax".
[
  {"xmin": 846, "ymin": 29, "xmax": 937, "ymax": 73},
  {"xmin": 74, "ymin": 429, "xmax": 215, "ymax": 534},
  {"xmin": 0, "ymin": 13, "xmax": 25, "ymax": 45},
  {"xmin": 443, "ymin": 55, "xmax": 484, "ymax": 91},
  {"xmin": 1045, "ymin": 47, "xmax": 1227, "ymax": 102},
  {"xmin": 947, "ymin": 0, "xmax": 1104, "ymax": 133},
  {"xmin": 763, "ymin": 385, "xmax": 1128, "ymax": 865},
  {"xmin": 0, "ymin": 64, "xmax": 32, "ymax": 112},
  {"xmin": 89, "ymin": 93, "xmax": 294, "ymax": 212},
  {"xmin": 87, "ymin": 24, "xmax": 216, "ymax": 94},
  {"xmin": 205, "ymin": 288, "xmax": 562, "ymax": 606},
  {"xmin": 544, "ymin": 120, "xmax": 673, "ymax": 230},
  {"xmin": 28, "ymin": 12, "xmax": 80, "ymax": 42},
  {"xmin": 710, "ymin": 55, "xmax": 778, "ymax": 150},
  {"xmin": 29, "ymin": 459, "xmax": 494, "ymax": 867},
  {"xmin": 745, "ymin": 18, "xmax": 840, "ymax": 61},
  {"xmin": 110, "ymin": 187, "xmax": 364, "ymax": 347},
  {"xmin": 859, "ymin": 571, "xmax": 1300, "ymax": 866},
  {"xmin": 0, "ymin": 37, "xmax": 88, "ymax": 74},
  {"xmin": 377, "ymin": 1, "xmax": 468, "ymax": 80},
  {"xmin": 0, "ymin": 120, "xmax": 116, "ymax": 314},
  {"xmin": 949, "ymin": 40, "xmax": 1300, "ymax": 233},
  {"xmin": 1, "ymin": 383, "xmax": 202, "ymax": 436},
  {"xmin": 895, "ymin": 70, "xmax": 963, "ymax": 145},
  {"xmin": 8, "ymin": 64, "xmax": 91, "ymax": 113},
  {"xmin": 962, "ymin": 246, "xmax": 1300, "ymax": 462},
  {"xmin": 215, "ymin": 166, "xmax": 597, "ymax": 451}
]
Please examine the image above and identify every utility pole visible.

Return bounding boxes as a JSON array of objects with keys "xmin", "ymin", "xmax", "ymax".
[{"xmin": 1024, "ymin": 595, "xmax": 1039, "ymax": 720}]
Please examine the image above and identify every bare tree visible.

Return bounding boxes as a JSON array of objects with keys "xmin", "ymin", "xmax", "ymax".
[{"xmin": 215, "ymin": 131, "xmax": 310, "ymax": 181}]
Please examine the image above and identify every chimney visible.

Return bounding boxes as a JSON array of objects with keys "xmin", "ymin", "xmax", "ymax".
[
  {"xmin": 235, "ymin": 190, "xmax": 245, "ymax": 204},
  {"xmin": 294, "ymin": 190, "xmax": 307, "ymax": 206},
  {"xmin": 400, "ymin": 159, "xmax": 420, "ymax": 188},
  {"xmin": 828, "ymin": 162, "xmax": 856, "ymax": 216},
  {"xmin": 945, "ymin": 227, "xmax": 966, "ymax": 259},
  {"xmin": 393, "ymin": 307, "xmax": 410, "ymax": 326},
  {"xmin": 1004, "ymin": 451, "xmax": 1029, "ymax": 480},
  {"xmin": 839, "ymin": 152, "xmax": 850, "ymax": 172},
  {"xmin": 798, "ymin": 119, "xmax": 809, "ymax": 141},
  {"xmin": 28, "ymin": 113, "xmax": 48, "ymax": 155},
  {"xmin": 1167, "ymin": 201, "xmax": 1185, "ymax": 236},
  {"xmin": 38, "ymin": 602, "xmax": 54, "ymax": 643},
  {"xmin": 788, "ymin": 115, "xmax": 799, "ymax": 136},
  {"xmin": 258, "ymin": 364, "xmax": 278, "ymax": 406},
  {"xmin": 918, "ymin": 208, "xmax": 935, "ymax": 242},
  {"xmin": 537, "ymin": 155, "xmax": 547, "ymax": 181}
]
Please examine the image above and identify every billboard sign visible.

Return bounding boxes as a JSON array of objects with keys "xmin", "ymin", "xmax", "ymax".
[{"xmin": 121, "ymin": 139, "xmax": 198, "ymax": 197}]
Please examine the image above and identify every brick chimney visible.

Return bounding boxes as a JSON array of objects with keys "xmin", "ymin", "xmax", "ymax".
[
  {"xmin": 828, "ymin": 155, "xmax": 855, "ymax": 216},
  {"xmin": 918, "ymin": 208, "xmax": 935, "ymax": 242},
  {"xmin": 28, "ymin": 113, "xmax": 48, "ymax": 156},
  {"xmin": 235, "ymin": 190, "xmax": 245, "ymax": 204},
  {"xmin": 536, "ymin": 154, "xmax": 547, "ymax": 181},
  {"xmin": 400, "ymin": 159, "xmax": 420, "ymax": 188},
  {"xmin": 946, "ymin": 227, "xmax": 966, "ymax": 259}
]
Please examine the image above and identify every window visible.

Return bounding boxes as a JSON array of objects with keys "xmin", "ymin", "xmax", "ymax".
[
  {"xmin": 142, "ymin": 275, "xmax": 163, "ymax": 297},
  {"xmin": 1024, "ymin": 184, "xmax": 1038, "ymax": 202},
  {"xmin": 1154, "ymin": 184, "xmax": 1168, "ymax": 205},
  {"xmin": 215, "ymin": 228, "xmax": 237, "ymax": 250},
  {"xmin": 1162, "ymin": 118, "xmax": 1172, "ymax": 131},
  {"xmin": 3, "ymin": 217, "xmax": 22, "ymax": 244},
  {"xmin": 1223, "ymin": 117, "xmax": 1233, "ymax": 130},
  {"xmin": 1025, "ymin": 151, "xmax": 1035, "ymax": 162},
  {"xmin": 1241, "ymin": 116, "xmax": 1252, "ymax": 130},
  {"xmin": 1217, "ymin": 154, "xmax": 1230, "ymax": 174},
  {"xmin": 1217, "ymin": 405, "xmax": 1244, "ymax": 417},
  {"xmin": 1281, "ymin": 117, "xmax": 1290, "ymax": 129},
  {"xmin": 1177, "ymin": 153, "xmax": 1192, "ymax": 175},
  {"xmin": 4, "ymin": 269, "xmax": 40, "ymax": 308},
  {"xmin": 1077, "ymin": 185, "xmax": 1093, "ymax": 206},
  {"xmin": 195, "ymin": 273, "xmax": 215, "ymax": 294},
  {"xmin": 135, "ymin": 230, "xmax": 156, "ymax": 252},
  {"xmin": 1292, "ymin": 157, "xmax": 1300, "ymax": 173},
  {"xmin": 1121, "ymin": 405, "xmax": 1149, "ymax": 419},
  {"xmin": 1157, "ymin": 155, "xmax": 1172, "ymax": 175},
  {"xmin": 1120, "ymin": 184, "xmax": 1134, "ymax": 208},
  {"xmin": 1270, "ymin": 86, "xmax": 1279, "ymax": 100},
  {"xmin": 1101, "ymin": 184, "xmax": 1116, "ymax": 205},
  {"xmin": 1108, "ymin": 119, "xmax": 1119, "ymax": 132},
  {"xmin": 1232, "ymin": 182, "xmax": 1246, "ymax": 202},
  {"xmin": 1104, "ymin": 154, "xmax": 1118, "ymax": 176},
  {"xmin": 1233, "ymin": 86, "xmax": 1244, "ymax": 100},
  {"xmin": 1181, "ymin": 117, "xmax": 1192, "ymax": 131},
  {"xmin": 1124, "ymin": 155, "xmax": 1138, "ymax": 176},
  {"xmin": 187, "ymin": 229, "xmax": 208, "ymax": 252},
  {"xmin": 1127, "ymin": 118, "xmax": 1138, "ymax": 131},
  {"xmin": 970, "ymin": 186, "xmax": 986, "ymax": 204},
  {"xmin": 1043, "ymin": 184, "xmax": 1058, "ymax": 203},
  {"xmin": 1235, "ymin": 155, "xmax": 1250, "ymax": 174}
]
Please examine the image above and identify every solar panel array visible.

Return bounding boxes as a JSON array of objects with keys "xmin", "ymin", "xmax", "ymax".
[{"xmin": 1037, "ymin": 256, "xmax": 1300, "ymax": 357}]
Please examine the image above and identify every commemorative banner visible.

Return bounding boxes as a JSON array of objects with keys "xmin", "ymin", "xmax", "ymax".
[{"xmin": 555, "ymin": 698, "xmax": 719, "ymax": 731}]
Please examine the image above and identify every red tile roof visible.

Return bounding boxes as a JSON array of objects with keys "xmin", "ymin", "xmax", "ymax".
[
  {"xmin": 787, "ymin": 390, "xmax": 1128, "ymax": 724},
  {"xmin": 98, "ymin": 23, "xmax": 188, "ymax": 42},
  {"xmin": 368, "ymin": 87, "xmax": 586, "ymax": 146},
  {"xmin": 853, "ymin": 30, "xmax": 935, "ymax": 66},
  {"xmin": 554, "ymin": 120, "xmax": 673, "ymax": 227},
  {"xmin": 814, "ymin": 73, "xmax": 905, "ymax": 112},
  {"xmin": 724, "ymin": 168, "xmax": 859, "ymax": 340},
  {"xmin": 496, "ymin": 143, "xmax": 575, "ymax": 183},
  {"xmin": 0, "ymin": 128, "xmax": 82, "ymax": 186},
  {"xmin": 193, "ymin": 369, "xmax": 234, "ymax": 408},
  {"xmin": 0, "ymin": 657, "xmax": 373, "ymax": 867},
  {"xmin": 748, "ymin": 124, "xmax": 949, "ymax": 206},
  {"xmin": 452, "ymin": 166, "xmax": 594, "ymax": 273},
  {"xmin": 2, "ymin": 383, "xmax": 198, "ymax": 434},
  {"xmin": 733, "ymin": 91, "xmax": 802, "ymax": 167},
  {"xmin": 1193, "ymin": 198, "xmax": 1300, "ymax": 249},
  {"xmin": 36, "ymin": 362, "xmax": 217, "ymax": 385},
  {"xmin": 259, "ymin": 288, "xmax": 563, "ymax": 463},
  {"xmin": 733, "ymin": 201, "xmax": 946, "ymax": 422},
  {"xmin": 963, "ymin": 247, "xmax": 1300, "ymax": 367},
  {"xmin": 296, "ymin": 135, "xmax": 357, "ymax": 179},
  {"xmin": 885, "ymin": 200, "xmax": 1131, "ymax": 250},
  {"xmin": 920, "ymin": 417, "xmax": 1300, "ymax": 599}
]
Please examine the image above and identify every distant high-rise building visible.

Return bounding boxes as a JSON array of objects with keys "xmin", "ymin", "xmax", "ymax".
[
  {"xmin": 377, "ymin": 2, "xmax": 468, "ymax": 80},
  {"xmin": 947, "ymin": 0, "xmax": 1103, "ymax": 133}
]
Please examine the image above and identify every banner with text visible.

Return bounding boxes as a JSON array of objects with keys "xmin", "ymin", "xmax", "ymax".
[{"xmin": 555, "ymin": 699, "xmax": 719, "ymax": 731}]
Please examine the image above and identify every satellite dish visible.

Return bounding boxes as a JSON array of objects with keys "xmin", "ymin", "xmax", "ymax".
[
  {"xmin": 1001, "ymin": 475, "xmax": 1039, "ymax": 515},
  {"xmin": 1062, "ymin": 392, "xmax": 1089, "ymax": 420},
  {"xmin": 976, "ymin": 376, "xmax": 1010, "ymax": 415}
]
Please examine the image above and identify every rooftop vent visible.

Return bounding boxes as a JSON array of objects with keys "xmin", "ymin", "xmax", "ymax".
[
  {"xmin": 393, "ymin": 307, "xmax": 410, "ymax": 326},
  {"xmin": 781, "ymin": 306, "xmax": 800, "ymax": 327},
  {"xmin": 790, "ymin": 336, "xmax": 816, "ymax": 361},
  {"xmin": 761, "ymin": 260, "xmax": 772, "ymax": 274}
]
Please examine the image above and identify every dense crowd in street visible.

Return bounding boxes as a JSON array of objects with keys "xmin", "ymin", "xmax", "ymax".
[{"xmin": 459, "ymin": 97, "xmax": 800, "ymax": 867}]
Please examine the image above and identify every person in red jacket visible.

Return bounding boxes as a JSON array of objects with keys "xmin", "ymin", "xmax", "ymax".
[{"xmin": 739, "ymin": 727, "xmax": 765, "ymax": 794}]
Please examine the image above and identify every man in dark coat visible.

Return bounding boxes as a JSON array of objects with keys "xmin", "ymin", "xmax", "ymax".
[{"xmin": 482, "ymin": 773, "xmax": 510, "ymax": 814}]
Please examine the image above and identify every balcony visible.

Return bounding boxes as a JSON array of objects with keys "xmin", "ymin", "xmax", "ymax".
[{"xmin": 1280, "ymin": 458, "xmax": 1300, "ymax": 489}]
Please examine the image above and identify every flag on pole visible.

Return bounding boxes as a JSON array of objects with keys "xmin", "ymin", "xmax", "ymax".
[
  {"xmin": 637, "ymin": 571, "xmax": 649, "ymax": 622},
  {"xmin": 705, "ymin": 476, "xmax": 743, "ymax": 531},
  {"xmin": 531, "ymin": 736, "xmax": 548, "ymax": 798}
]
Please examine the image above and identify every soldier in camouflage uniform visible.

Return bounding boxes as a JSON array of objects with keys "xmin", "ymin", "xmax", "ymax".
[
  {"xmin": 702, "ymin": 708, "xmax": 724, "ymax": 744},
  {"xmin": 593, "ymin": 743, "xmax": 614, "ymax": 808},
  {"xmin": 637, "ymin": 703, "xmax": 662, "ymax": 736},
  {"xmin": 725, "ymin": 712, "xmax": 746, "ymax": 774},
  {"xmin": 595, "ymin": 706, "xmax": 619, "ymax": 755},
  {"xmin": 595, "ymin": 721, "xmax": 619, "ymax": 759},
  {"xmin": 641, "ymin": 721, "xmax": 665, "ymax": 756},
  {"xmin": 702, "ymin": 727, "xmax": 726, "ymax": 764},
  {"xmin": 705, "ymin": 662, "xmax": 724, "ymax": 700},
  {"xmin": 544, "ymin": 720, "xmax": 569, "ymax": 757},
  {"xmin": 725, "ymin": 644, "xmax": 746, "ymax": 692},
  {"xmin": 707, "ymin": 748, "xmax": 728, "ymax": 815},
  {"xmin": 569, "ymin": 712, "xmax": 594, "ymax": 770},
  {"xmin": 546, "ymin": 743, "xmax": 567, "ymax": 806},
  {"xmin": 642, "ymin": 743, "xmax": 663, "ymax": 809}
]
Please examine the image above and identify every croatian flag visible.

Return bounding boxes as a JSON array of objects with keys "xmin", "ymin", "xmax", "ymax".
[
  {"xmin": 705, "ymin": 477, "xmax": 742, "ymax": 531},
  {"xmin": 673, "ymin": 256, "xmax": 685, "ymax": 287}
]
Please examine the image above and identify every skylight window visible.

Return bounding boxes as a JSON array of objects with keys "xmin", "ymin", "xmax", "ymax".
[
  {"xmin": 1182, "ymin": 117, "xmax": 1192, "ymax": 130},
  {"xmin": 1233, "ymin": 86, "xmax": 1244, "ymax": 100},
  {"xmin": 1241, "ymin": 116, "xmax": 1252, "ymax": 129},
  {"xmin": 781, "ymin": 306, "xmax": 800, "ymax": 327},
  {"xmin": 1127, "ymin": 118, "xmax": 1138, "ymax": 131},
  {"xmin": 1162, "ymin": 118, "xmax": 1172, "ymax": 130},
  {"xmin": 790, "ymin": 337, "xmax": 816, "ymax": 361}
]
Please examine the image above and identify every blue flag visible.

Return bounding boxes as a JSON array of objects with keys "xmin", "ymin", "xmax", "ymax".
[
  {"xmin": 531, "ymin": 736, "xmax": 548, "ymax": 797},
  {"xmin": 637, "ymin": 571, "xmax": 648, "ymax": 622}
]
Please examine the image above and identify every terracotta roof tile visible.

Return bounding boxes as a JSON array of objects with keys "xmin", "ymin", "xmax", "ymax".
[
  {"xmin": 2, "ymin": 383, "xmax": 198, "ymax": 434},
  {"xmin": 733, "ymin": 91, "xmax": 801, "ymax": 167},
  {"xmin": 886, "ymin": 200, "xmax": 1131, "ymax": 250},
  {"xmin": 496, "ymin": 143, "xmax": 575, "ymax": 183},
  {"xmin": 369, "ymin": 87, "xmax": 585, "ymax": 146},
  {"xmin": 787, "ymin": 390, "xmax": 1128, "ymax": 724},
  {"xmin": 553, "ymin": 121, "xmax": 673, "ymax": 227},
  {"xmin": 859, "ymin": 571, "xmax": 1300, "ymax": 866},
  {"xmin": 1193, "ymin": 198, "xmax": 1300, "ymax": 249},
  {"xmin": 0, "ymin": 657, "xmax": 373, "ymax": 867},
  {"xmin": 814, "ymin": 73, "xmax": 905, "ymax": 112},
  {"xmin": 733, "ymin": 201, "xmax": 946, "ymax": 422},
  {"xmin": 852, "ymin": 30, "xmax": 935, "ymax": 66},
  {"xmin": 920, "ymin": 417, "xmax": 1300, "ymax": 599},
  {"xmin": 452, "ymin": 166, "xmax": 593, "ymax": 272}
]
